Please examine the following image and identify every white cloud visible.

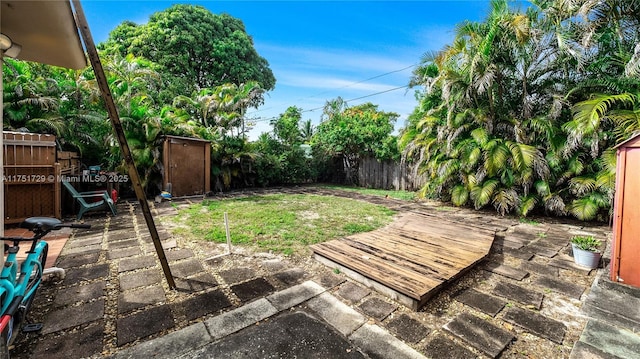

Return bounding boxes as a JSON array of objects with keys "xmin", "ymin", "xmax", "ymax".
[
  {"xmin": 257, "ymin": 43, "xmax": 417, "ymax": 74},
  {"xmin": 275, "ymin": 72, "xmax": 402, "ymax": 93}
]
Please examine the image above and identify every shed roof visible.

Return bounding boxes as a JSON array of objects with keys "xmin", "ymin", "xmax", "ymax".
[{"xmin": 614, "ymin": 132, "xmax": 640, "ymax": 149}]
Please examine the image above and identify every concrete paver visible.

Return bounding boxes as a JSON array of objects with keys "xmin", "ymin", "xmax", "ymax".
[
  {"xmin": 65, "ymin": 235, "xmax": 103, "ymax": 248},
  {"xmin": 386, "ymin": 314, "xmax": 430, "ymax": 344},
  {"xmin": 179, "ymin": 289, "xmax": 231, "ymax": 321},
  {"xmin": 168, "ymin": 258, "xmax": 205, "ymax": 277},
  {"xmin": 61, "ymin": 243, "xmax": 101, "ymax": 255},
  {"xmin": 34, "ymin": 321, "xmax": 105, "ymax": 359},
  {"xmin": 53, "ymin": 280, "xmax": 105, "ymax": 306},
  {"xmin": 117, "ymin": 304, "xmax": 174, "ymax": 346},
  {"xmin": 175, "ymin": 272, "xmax": 218, "ymax": 292},
  {"xmin": 273, "ymin": 267, "xmax": 307, "ymax": 285},
  {"xmin": 349, "ymin": 324, "xmax": 426, "ymax": 359},
  {"xmin": 315, "ymin": 272, "xmax": 346, "ymax": 289},
  {"xmin": 503, "ymin": 306, "xmax": 567, "ymax": 344},
  {"xmin": 54, "ymin": 251, "xmax": 100, "ymax": 268},
  {"xmin": 423, "ymin": 335, "xmax": 477, "ymax": 359},
  {"xmin": 62, "ymin": 263, "xmax": 109, "ymax": 284},
  {"xmin": 358, "ymin": 297, "xmax": 398, "ymax": 321},
  {"xmin": 118, "ymin": 285, "xmax": 166, "ymax": 314},
  {"xmin": 521, "ymin": 260, "xmax": 559, "ymax": 277},
  {"xmin": 118, "ymin": 254, "xmax": 157, "ymax": 272},
  {"xmin": 218, "ymin": 267, "xmax": 256, "ymax": 284},
  {"xmin": 230, "ymin": 277, "xmax": 275, "ymax": 302},
  {"xmin": 119, "ymin": 268, "xmax": 162, "ymax": 290},
  {"xmin": 484, "ymin": 262, "xmax": 529, "ymax": 281},
  {"xmin": 108, "ymin": 238, "xmax": 139, "ymax": 249},
  {"xmin": 111, "ymin": 322, "xmax": 211, "ymax": 359},
  {"xmin": 204, "ymin": 298, "xmax": 278, "ymax": 340},
  {"xmin": 444, "ymin": 312, "xmax": 515, "ymax": 358},
  {"xmin": 336, "ymin": 281, "xmax": 371, "ymax": 304},
  {"xmin": 192, "ymin": 312, "xmax": 368, "ymax": 359},
  {"xmin": 42, "ymin": 299, "xmax": 105, "ymax": 335},
  {"xmin": 165, "ymin": 248, "xmax": 194, "ymax": 262},
  {"xmin": 107, "ymin": 246, "xmax": 142, "ymax": 260},
  {"xmin": 455, "ymin": 288, "xmax": 506, "ymax": 317},
  {"xmin": 266, "ymin": 280, "xmax": 325, "ymax": 311},
  {"xmin": 576, "ymin": 320, "xmax": 640, "ymax": 359},
  {"xmin": 570, "ymin": 341, "xmax": 621, "ymax": 359},
  {"xmin": 583, "ymin": 280, "xmax": 640, "ymax": 332},
  {"xmin": 493, "ymin": 281, "xmax": 544, "ymax": 309},
  {"xmin": 534, "ymin": 276, "xmax": 585, "ymax": 299},
  {"xmin": 306, "ymin": 292, "xmax": 366, "ymax": 336}
]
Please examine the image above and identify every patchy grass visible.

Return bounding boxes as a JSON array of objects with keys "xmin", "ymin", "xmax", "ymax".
[
  {"xmin": 321, "ymin": 185, "xmax": 417, "ymax": 201},
  {"xmin": 519, "ymin": 217, "xmax": 540, "ymax": 225},
  {"xmin": 172, "ymin": 193, "xmax": 396, "ymax": 256}
]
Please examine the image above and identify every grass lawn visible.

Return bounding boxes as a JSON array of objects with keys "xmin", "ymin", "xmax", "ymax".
[
  {"xmin": 320, "ymin": 185, "xmax": 417, "ymax": 201},
  {"xmin": 172, "ymin": 193, "xmax": 396, "ymax": 256}
]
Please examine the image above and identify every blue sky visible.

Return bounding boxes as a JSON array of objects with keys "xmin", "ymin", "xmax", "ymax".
[{"xmin": 81, "ymin": 1, "xmax": 493, "ymax": 139}]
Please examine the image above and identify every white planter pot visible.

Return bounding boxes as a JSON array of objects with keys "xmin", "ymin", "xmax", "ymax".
[{"xmin": 571, "ymin": 243, "xmax": 602, "ymax": 269}]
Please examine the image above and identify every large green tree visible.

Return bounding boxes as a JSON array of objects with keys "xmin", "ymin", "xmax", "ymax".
[{"xmin": 99, "ymin": 4, "xmax": 275, "ymax": 103}]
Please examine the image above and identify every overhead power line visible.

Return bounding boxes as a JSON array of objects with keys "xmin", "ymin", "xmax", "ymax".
[
  {"xmin": 302, "ymin": 84, "xmax": 411, "ymax": 114},
  {"xmin": 300, "ymin": 64, "xmax": 416, "ymax": 101},
  {"xmin": 247, "ymin": 63, "xmax": 417, "ymax": 117}
]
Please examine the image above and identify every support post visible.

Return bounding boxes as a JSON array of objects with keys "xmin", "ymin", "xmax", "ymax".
[{"xmin": 71, "ymin": 0, "xmax": 175, "ymax": 289}]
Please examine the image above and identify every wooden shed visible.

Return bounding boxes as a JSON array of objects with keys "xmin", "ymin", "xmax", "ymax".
[
  {"xmin": 162, "ymin": 135, "xmax": 211, "ymax": 197},
  {"xmin": 611, "ymin": 133, "xmax": 640, "ymax": 287},
  {"xmin": 3, "ymin": 131, "xmax": 61, "ymax": 224}
]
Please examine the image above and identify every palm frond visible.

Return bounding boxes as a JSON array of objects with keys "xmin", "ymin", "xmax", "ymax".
[
  {"xmin": 492, "ymin": 188, "xmax": 519, "ymax": 216},
  {"xmin": 470, "ymin": 178, "xmax": 499, "ymax": 209},
  {"xmin": 567, "ymin": 197, "xmax": 599, "ymax": 221},
  {"xmin": 451, "ymin": 184, "xmax": 469, "ymax": 206},
  {"xmin": 569, "ymin": 176, "xmax": 597, "ymax": 196},
  {"xmin": 518, "ymin": 195, "xmax": 538, "ymax": 217},
  {"xmin": 543, "ymin": 194, "xmax": 566, "ymax": 216}
]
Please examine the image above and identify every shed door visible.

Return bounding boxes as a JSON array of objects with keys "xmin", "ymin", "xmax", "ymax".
[
  {"xmin": 619, "ymin": 148, "xmax": 640, "ymax": 286},
  {"xmin": 167, "ymin": 139, "xmax": 205, "ymax": 197}
]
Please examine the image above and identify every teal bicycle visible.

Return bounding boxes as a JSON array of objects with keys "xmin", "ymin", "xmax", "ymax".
[{"xmin": 0, "ymin": 217, "xmax": 89, "ymax": 357}]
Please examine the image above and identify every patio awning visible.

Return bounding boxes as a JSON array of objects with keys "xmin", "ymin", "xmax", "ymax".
[{"xmin": 1, "ymin": 0, "xmax": 87, "ymax": 69}]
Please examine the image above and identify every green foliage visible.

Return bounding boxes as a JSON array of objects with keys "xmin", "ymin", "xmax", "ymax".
[
  {"xmin": 313, "ymin": 100, "xmax": 400, "ymax": 184},
  {"xmin": 253, "ymin": 107, "xmax": 315, "ymax": 186},
  {"xmin": 99, "ymin": 4, "xmax": 275, "ymax": 104},
  {"xmin": 400, "ymin": 0, "xmax": 640, "ymax": 221},
  {"xmin": 570, "ymin": 235, "xmax": 601, "ymax": 252}
]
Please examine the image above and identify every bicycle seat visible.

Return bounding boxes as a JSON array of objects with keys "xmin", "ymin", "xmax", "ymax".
[{"xmin": 20, "ymin": 217, "xmax": 63, "ymax": 232}]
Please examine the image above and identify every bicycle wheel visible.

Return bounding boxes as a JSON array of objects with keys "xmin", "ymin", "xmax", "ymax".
[
  {"xmin": 22, "ymin": 243, "xmax": 48, "ymax": 315},
  {"xmin": 0, "ymin": 331, "xmax": 10, "ymax": 359}
]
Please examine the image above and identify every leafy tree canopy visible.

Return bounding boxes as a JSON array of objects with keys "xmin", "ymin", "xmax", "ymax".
[
  {"xmin": 99, "ymin": 4, "xmax": 275, "ymax": 102},
  {"xmin": 314, "ymin": 101, "xmax": 399, "ymax": 161}
]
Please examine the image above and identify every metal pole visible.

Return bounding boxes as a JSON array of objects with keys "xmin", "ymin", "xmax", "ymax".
[
  {"xmin": 1, "ymin": 41, "xmax": 5, "ymax": 269},
  {"xmin": 224, "ymin": 212, "xmax": 231, "ymax": 253},
  {"xmin": 71, "ymin": 0, "xmax": 176, "ymax": 289}
]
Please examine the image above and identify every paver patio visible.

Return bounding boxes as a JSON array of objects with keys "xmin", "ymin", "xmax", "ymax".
[{"xmin": 8, "ymin": 186, "xmax": 637, "ymax": 359}]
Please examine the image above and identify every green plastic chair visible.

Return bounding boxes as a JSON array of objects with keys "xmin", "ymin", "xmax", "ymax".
[{"xmin": 62, "ymin": 180, "xmax": 117, "ymax": 219}]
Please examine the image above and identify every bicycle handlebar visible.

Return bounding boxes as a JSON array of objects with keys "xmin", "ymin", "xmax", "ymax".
[{"xmin": 66, "ymin": 223, "xmax": 92, "ymax": 229}]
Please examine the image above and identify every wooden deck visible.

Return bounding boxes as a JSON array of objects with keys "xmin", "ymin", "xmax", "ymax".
[{"xmin": 311, "ymin": 209, "xmax": 500, "ymax": 310}]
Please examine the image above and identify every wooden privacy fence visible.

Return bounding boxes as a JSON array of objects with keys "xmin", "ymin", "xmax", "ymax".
[
  {"xmin": 358, "ymin": 156, "xmax": 426, "ymax": 191},
  {"xmin": 3, "ymin": 132, "xmax": 61, "ymax": 224}
]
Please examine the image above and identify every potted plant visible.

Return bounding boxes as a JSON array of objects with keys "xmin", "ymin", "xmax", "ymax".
[{"xmin": 570, "ymin": 235, "xmax": 602, "ymax": 269}]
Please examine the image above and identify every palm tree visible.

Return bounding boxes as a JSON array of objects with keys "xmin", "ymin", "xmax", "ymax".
[{"xmin": 300, "ymin": 119, "xmax": 314, "ymax": 143}]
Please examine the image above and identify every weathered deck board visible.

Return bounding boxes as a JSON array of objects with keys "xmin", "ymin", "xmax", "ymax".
[{"xmin": 311, "ymin": 211, "xmax": 497, "ymax": 310}]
